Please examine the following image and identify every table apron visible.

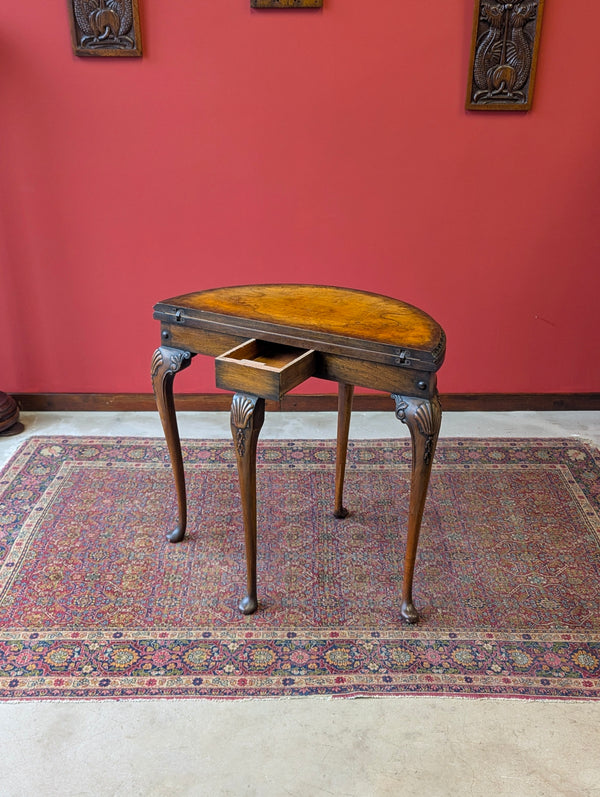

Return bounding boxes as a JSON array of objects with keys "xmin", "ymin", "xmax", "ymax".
[
  {"xmin": 315, "ymin": 354, "xmax": 436, "ymax": 397},
  {"xmin": 161, "ymin": 323, "xmax": 436, "ymax": 398},
  {"xmin": 157, "ymin": 313, "xmax": 438, "ymax": 371},
  {"xmin": 162, "ymin": 324, "xmax": 246, "ymax": 357}
]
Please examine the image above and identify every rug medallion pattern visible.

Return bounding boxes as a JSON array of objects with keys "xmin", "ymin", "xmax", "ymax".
[{"xmin": 1, "ymin": 437, "xmax": 599, "ymax": 700}]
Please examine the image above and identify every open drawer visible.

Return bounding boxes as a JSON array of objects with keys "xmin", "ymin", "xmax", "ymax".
[{"xmin": 215, "ymin": 339, "xmax": 316, "ymax": 400}]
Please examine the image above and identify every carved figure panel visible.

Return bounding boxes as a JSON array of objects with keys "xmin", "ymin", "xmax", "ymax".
[
  {"xmin": 466, "ymin": 0, "xmax": 544, "ymax": 110},
  {"xmin": 68, "ymin": 0, "xmax": 142, "ymax": 57},
  {"xmin": 251, "ymin": 0, "xmax": 322, "ymax": 8}
]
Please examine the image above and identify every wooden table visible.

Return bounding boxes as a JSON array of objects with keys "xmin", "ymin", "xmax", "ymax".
[{"xmin": 152, "ymin": 285, "xmax": 445, "ymax": 623}]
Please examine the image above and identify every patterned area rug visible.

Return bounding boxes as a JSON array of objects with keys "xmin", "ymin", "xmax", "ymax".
[{"xmin": 1, "ymin": 436, "xmax": 599, "ymax": 701}]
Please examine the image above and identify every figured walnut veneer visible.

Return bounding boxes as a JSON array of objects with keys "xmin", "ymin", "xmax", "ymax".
[{"xmin": 155, "ymin": 284, "xmax": 444, "ymax": 373}]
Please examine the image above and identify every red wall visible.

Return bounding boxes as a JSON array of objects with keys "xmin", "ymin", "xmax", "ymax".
[{"xmin": 1, "ymin": 1, "xmax": 599, "ymax": 396}]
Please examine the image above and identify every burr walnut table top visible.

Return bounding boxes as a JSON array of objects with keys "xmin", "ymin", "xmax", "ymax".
[{"xmin": 153, "ymin": 284, "xmax": 446, "ymax": 374}]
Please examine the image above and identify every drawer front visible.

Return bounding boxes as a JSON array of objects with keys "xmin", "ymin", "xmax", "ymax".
[{"xmin": 215, "ymin": 339, "xmax": 315, "ymax": 400}]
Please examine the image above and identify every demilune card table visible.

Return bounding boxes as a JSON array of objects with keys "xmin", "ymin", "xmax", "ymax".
[{"xmin": 152, "ymin": 284, "xmax": 446, "ymax": 623}]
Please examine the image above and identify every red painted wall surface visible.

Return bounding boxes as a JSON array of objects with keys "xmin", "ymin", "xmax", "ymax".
[{"xmin": 1, "ymin": 1, "xmax": 599, "ymax": 395}]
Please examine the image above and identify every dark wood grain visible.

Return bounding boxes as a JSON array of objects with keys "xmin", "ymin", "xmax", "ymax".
[
  {"xmin": 216, "ymin": 340, "xmax": 316, "ymax": 400},
  {"xmin": 150, "ymin": 347, "xmax": 194, "ymax": 543},
  {"xmin": 334, "ymin": 383, "xmax": 354, "ymax": 519},
  {"xmin": 251, "ymin": 0, "xmax": 322, "ymax": 7},
  {"xmin": 393, "ymin": 393, "xmax": 442, "ymax": 623},
  {"xmin": 466, "ymin": 0, "xmax": 544, "ymax": 111},
  {"xmin": 230, "ymin": 393, "xmax": 265, "ymax": 615},
  {"xmin": 67, "ymin": 0, "xmax": 143, "ymax": 57},
  {"xmin": 14, "ymin": 392, "xmax": 600, "ymax": 412}
]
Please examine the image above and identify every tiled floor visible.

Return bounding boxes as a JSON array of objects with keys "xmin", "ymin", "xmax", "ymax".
[{"xmin": 1, "ymin": 411, "xmax": 599, "ymax": 796}]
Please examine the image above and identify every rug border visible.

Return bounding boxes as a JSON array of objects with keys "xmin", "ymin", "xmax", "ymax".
[{"xmin": 1, "ymin": 436, "xmax": 599, "ymax": 702}]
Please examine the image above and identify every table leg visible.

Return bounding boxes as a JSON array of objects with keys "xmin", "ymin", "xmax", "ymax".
[
  {"xmin": 392, "ymin": 393, "xmax": 442, "ymax": 624},
  {"xmin": 334, "ymin": 383, "xmax": 354, "ymax": 518},
  {"xmin": 151, "ymin": 346, "xmax": 193, "ymax": 543},
  {"xmin": 230, "ymin": 393, "xmax": 265, "ymax": 615}
]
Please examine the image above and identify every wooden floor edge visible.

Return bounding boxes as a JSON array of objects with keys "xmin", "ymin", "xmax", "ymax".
[{"xmin": 11, "ymin": 392, "xmax": 600, "ymax": 412}]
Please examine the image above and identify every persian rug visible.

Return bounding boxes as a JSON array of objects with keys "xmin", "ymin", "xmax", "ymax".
[{"xmin": 0, "ymin": 436, "xmax": 599, "ymax": 702}]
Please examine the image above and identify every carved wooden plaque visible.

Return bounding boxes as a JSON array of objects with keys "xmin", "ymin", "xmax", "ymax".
[
  {"xmin": 68, "ymin": 0, "xmax": 142, "ymax": 57},
  {"xmin": 251, "ymin": 0, "xmax": 322, "ymax": 7},
  {"xmin": 466, "ymin": 0, "xmax": 544, "ymax": 111}
]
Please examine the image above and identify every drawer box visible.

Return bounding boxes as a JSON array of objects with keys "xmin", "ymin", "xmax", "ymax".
[{"xmin": 215, "ymin": 339, "xmax": 315, "ymax": 400}]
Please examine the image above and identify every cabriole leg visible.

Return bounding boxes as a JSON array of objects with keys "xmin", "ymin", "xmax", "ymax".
[
  {"xmin": 334, "ymin": 383, "xmax": 354, "ymax": 518},
  {"xmin": 392, "ymin": 392, "xmax": 442, "ymax": 624},
  {"xmin": 151, "ymin": 346, "xmax": 193, "ymax": 543},
  {"xmin": 230, "ymin": 393, "xmax": 265, "ymax": 615}
]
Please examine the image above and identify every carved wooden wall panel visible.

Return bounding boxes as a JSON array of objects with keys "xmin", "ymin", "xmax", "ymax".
[
  {"xmin": 466, "ymin": 0, "xmax": 544, "ymax": 111},
  {"xmin": 251, "ymin": 0, "xmax": 323, "ymax": 7},
  {"xmin": 68, "ymin": 0, "xmax": 142, "ymax": 57}
]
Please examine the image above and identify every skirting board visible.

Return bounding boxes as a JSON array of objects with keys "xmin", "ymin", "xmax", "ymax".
[{"xmin": 11, "ymin": 393, "xmax": 600, "ymax": 412}]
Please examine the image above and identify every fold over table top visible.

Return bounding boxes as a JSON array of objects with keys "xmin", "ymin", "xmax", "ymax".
[{"xmin": 154, "ymin": 284, "xmax": 446, "ymax": 372}]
